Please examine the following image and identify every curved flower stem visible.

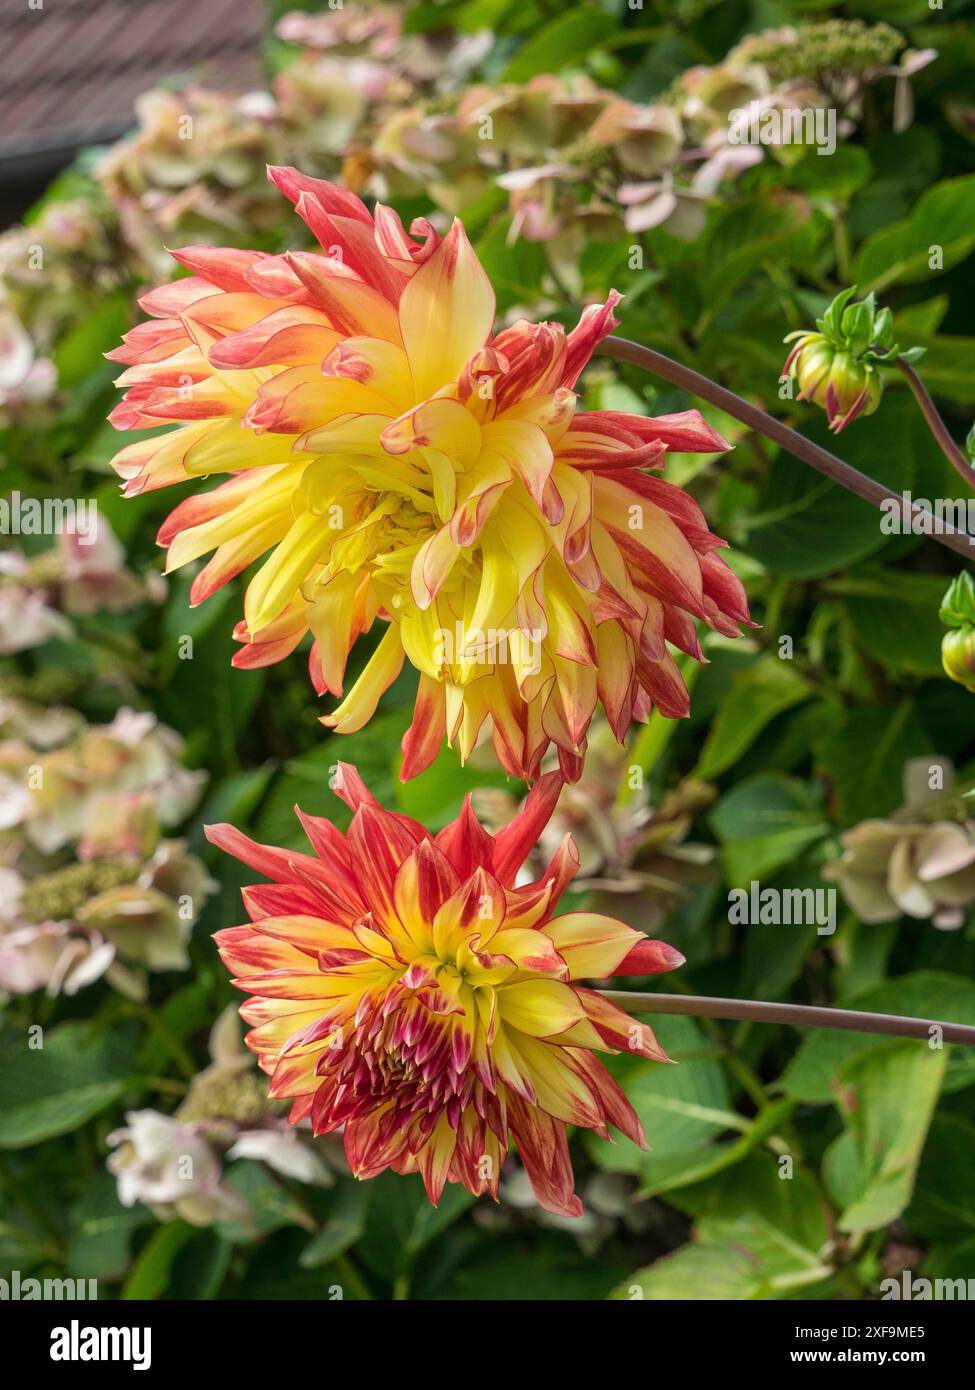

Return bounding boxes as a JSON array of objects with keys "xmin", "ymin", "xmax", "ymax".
[
  {"xmin": 598, "ymin": 990, "xmax": 975, "ymax": 1046},
  {"xmin": 597, "ymin": 336, "xmax": 975, "ymax": 562},
  {"xmin": 895, "ymin": 355, "xmax": 973, "ymax": 485}
]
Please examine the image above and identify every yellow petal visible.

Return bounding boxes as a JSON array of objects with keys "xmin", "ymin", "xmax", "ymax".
[
  {"xmin": 498, "ymin": 979, "xmax": 585, "ymax": 1037},
  {"xmin": 398, "ymin": 221, "xmax": 495, "ymax": 400}
]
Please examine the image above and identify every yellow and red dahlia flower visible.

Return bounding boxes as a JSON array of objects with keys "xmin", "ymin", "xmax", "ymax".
[
  {"xmin": 207, "ymin": 763, "xmax": 682, "ymax": 1215},
  {"xmin": 108, "ymin": 165, "xmax": 749, "ymax": 781}
]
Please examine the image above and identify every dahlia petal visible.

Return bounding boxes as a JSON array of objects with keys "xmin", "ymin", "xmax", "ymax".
[
  {"xmin": 577, "ymin": 987, "xmax": 672, "ymax": 1062},
  {"xmin": 415, "ymin": 1115, "xmax": 458, "ymax": 1205},
  {"xmin": 506, "ymin": 1092, "xmax": 583, "ymax": 1218},
  {"xmin": 207, "ymin": 307, "xmax": 339, "ymax": 370},
  {"xmin": 321, "ymin": 337, "xmax": 414, "ymax": 413},
  {"xmin": 169, "ymin": 246, "xmax": 272, "ymax": 293},
  {"xmin": 214, "ymin": 925, "xmax": 313, "ymax": 974},
  {"xmin": 231, "ymin": 606, "xmax": 307, "ymax": 670},
  {"xmin": 204, "ymin": 822, "xmax": 329, "ymax": 886},
  {"xmin": 267, "ymin": 165, "xmax": 374, "ymax": 226},
  {"xmin": 286, "ymin": 251, "xmax": 402, "ymax": 344},
  {"xmin": 243, "ymin": 882, "xmax": 336, "ymax": 921},
  {"xmin": 573, "ymin": 1050, "xmax": 647, "ymax": 1148},
  {"xmin": 105, "ymin": 317, "xmax": 189, "ymax": 364},
  {"xmin": 372, "ymin": 203, "xmax": 419, "ymax": 259},
  {"xmin": 243, "ymin": 509, "xmax": 326, "ymax": 631},
  {"xmin": 294, "ymin": 194, "xmax": 409, "ymax": 304},
  {"xmin": 322, "ymin": 623, "xmax": 406, "ymax": 735},
  {"xmin": 137, "ymin": 277, "xmax": 218, "ymax": 318},
  {"xmin": 435, "ymin": 797, "xmax": 495, "ymax": 879},
  {"xmin": 561, "ymin": 291, "xmax": 621, "ymax": 390},
  {"xmin": 394, "ymin": 840, "xmax": 459, "ymax": 940},
  {"xmin": 348, "ymin": 800, "xmax": 426, "ymax": 918},
  {"xmin": 491, "ymin": 770, "xmax": 564, "ymax": 886},
  {"xmin": 479, "ymin": 926, "xmax": 562, "ymax": 975},
  {"xmin": 615, "ymin": 938, "xmax": 686, "ymax": 975},
  {"xmin": 400, "ymin": 675, "xmax": 446, "ymax": 779},
  {"xmin": 497, "ymin": 979, "xmax": 586, "ymax": 1037},
  {"xmin": 398, "ymin": 220, "xmax": 495, "ymax": 400},
  {"xmin": 544, "ymin": 912, "xmax": 660, "ymax": 981}
]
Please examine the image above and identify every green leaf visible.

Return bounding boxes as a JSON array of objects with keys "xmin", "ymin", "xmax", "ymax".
[
  {"xmin": 165, "ymin": 1227, "xmax": 232, "ymax": 1299},
  {"xmin": 190, "ymin": 765, "xmax": 274, "ymax": 853},
  {"xmin": 636, "ymin": 1100, "xmax": 795, "ymax": 1198},
  {"xmin": 907, "ymin": 1114, "xmax": 975, "ymax": 1243},
  {"xmin": 589, "ymin": 1016, "xmax": 730, "ymax": 1179},
  {"xmin": 695, "ymin": 658, "xmax": 811, "ymax": 779},
  {"xmin": 614, "ymin": 1217, "xmax": 834, "ymax": 1300},
  {"xmin": 356, "ymin": 1172, "xmax": 474, "ymax": 1280},
  {"xmin": 503, "ymin": 9, "xmax": 616, "ymax": 81},
  {"xmin": 710, "ymin": 774, "xmax": 829, "ymax": 888},
  {"xmin": 815, "ymin": 701, "xmax": 931, "ymax": 825},
  {"xmin": 68, "ymin": 1173, "xmax": 148, "ymax": 1280},
  {"xmin": 220, "ymin": 1160, "xmax": 312, "ymax": 1241},
  {"xmin": 473, "ymin": 219, "xmax": 549, "ymax": 313},
  {"xmin": 121, "ymin": 1223, "xmax": 196, "ymax": 1300},
  {"xmin": 396, "ymin": 740, "xmax": 512, "ymax": 831},
  {"xmin": 831, "ymin": 568, "xmax": 950, "ymax": 675},
  {"xmin": 0, "ymin": 1023, "xmax": 130, "ymax": 1149},
  {"xmin": 787, "ymin": 144, "xmax": 873, "ymax": 199},
  {"xmin": 853, "ymin": 176, "xmax": 975, "ymax": 294},
  {"xmin": 53, "ymin": 292, "xmax": 132, "ymax": 388},
  {"xmin": 254, "ymin": 707, "xmax": 409, "ymax": 848},
  {"xmin": 300, "ymin": 1183, "xmax": 370, "ymax": 1268},
  {"xmin": 702, "ymin": 196, "xmax": 824, "ymax": 312},
  {"xmin": 823, "ymin": 1042, "xmax": 945, "ymax": 1233}
]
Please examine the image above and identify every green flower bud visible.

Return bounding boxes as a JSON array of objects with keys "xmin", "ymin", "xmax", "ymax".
[
  {"xmin": 783, "ymin": 286, "xmax": 919, "ymax": 434},
  {"xmin": 784, "ymin": 331, "xmax": 883, "ymax": 432},
  {"xmin": 940, "ymin": 572, "xmax": 975, "ymax": 629},
  {"xmin": 940, "ymin": 574, "xmax": 975, "ymax": 692},
  {"xmin": 942, "ymin": 626, "xmax": 975, "ymax": 693}
]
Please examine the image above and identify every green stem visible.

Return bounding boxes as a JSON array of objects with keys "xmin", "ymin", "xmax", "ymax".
[{"xmin": 896, "ymin": 356, "xmax": 973, "ymax": 484}]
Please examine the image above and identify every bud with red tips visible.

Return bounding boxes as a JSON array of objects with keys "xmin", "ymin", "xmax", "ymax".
[{"xmin": 782, "ymin": 287, "xmax": 922, "ymax": 434}]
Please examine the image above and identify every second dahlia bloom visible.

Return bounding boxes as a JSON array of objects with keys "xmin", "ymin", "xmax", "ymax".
[
  {"xmin": 108, "ymin": 166, "xmax": 749, "ymax": 781},
  {"xmin": 208, "ymin": 764, "xmax": 683, "ymax": 1215}
]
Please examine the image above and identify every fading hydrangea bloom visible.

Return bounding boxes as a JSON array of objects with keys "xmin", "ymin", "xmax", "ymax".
[
  {"xmin": 107, "ymin": 1008, "xmax": 334, "ymax": 1228},
  {"xmin": 0, "ymin": 522, "xmax": 163, "ymax": 656},
  {"xmin": 364, "ymin": 19, "xmax": 923, "ymax": 268},
  {"xmin": 0, "ymin": 700, "xmax": 212, "ymax": 999},
  {"xmin": 107, "ymin": 1110, "xmax": 252, "ymax": 1227},
  {"xmin": 0, "ymin": 304, "xmax": 57, "ymax": 422},
  {"xmin": 824, "ymin": 758, "xmax": 975, "ymax": 930}
]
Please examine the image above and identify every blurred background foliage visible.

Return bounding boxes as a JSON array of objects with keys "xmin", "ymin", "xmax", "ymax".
[{"xmin": 2, "ymin": 0, "xmax": 975, "ymax": 1301}]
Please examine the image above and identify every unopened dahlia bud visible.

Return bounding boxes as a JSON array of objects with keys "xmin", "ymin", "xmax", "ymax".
[
  {"xmin": 782, "ymin": 286, "xmax": 921, "ymax": 433},
  {"xmin": 940, "ymin": 573, "xmax": 975, "ymax": 693}
]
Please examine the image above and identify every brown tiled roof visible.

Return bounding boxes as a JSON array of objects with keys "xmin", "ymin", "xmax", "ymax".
[{"xmin": 0, "ymin": 0, "xmax": 266, "ymax": 162}]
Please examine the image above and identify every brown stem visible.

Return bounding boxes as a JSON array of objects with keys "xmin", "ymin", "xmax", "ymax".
[
  {"xmin": 896, "ymin": 356, "xmax": 973, "ymax": 484},
  {"xmin": 597, "ymin": 990, "xmax": 975, "ymax": 1046},
  {"xmin": 597, "ymin": 336, "xmax": 974, "ymax": 562}
]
